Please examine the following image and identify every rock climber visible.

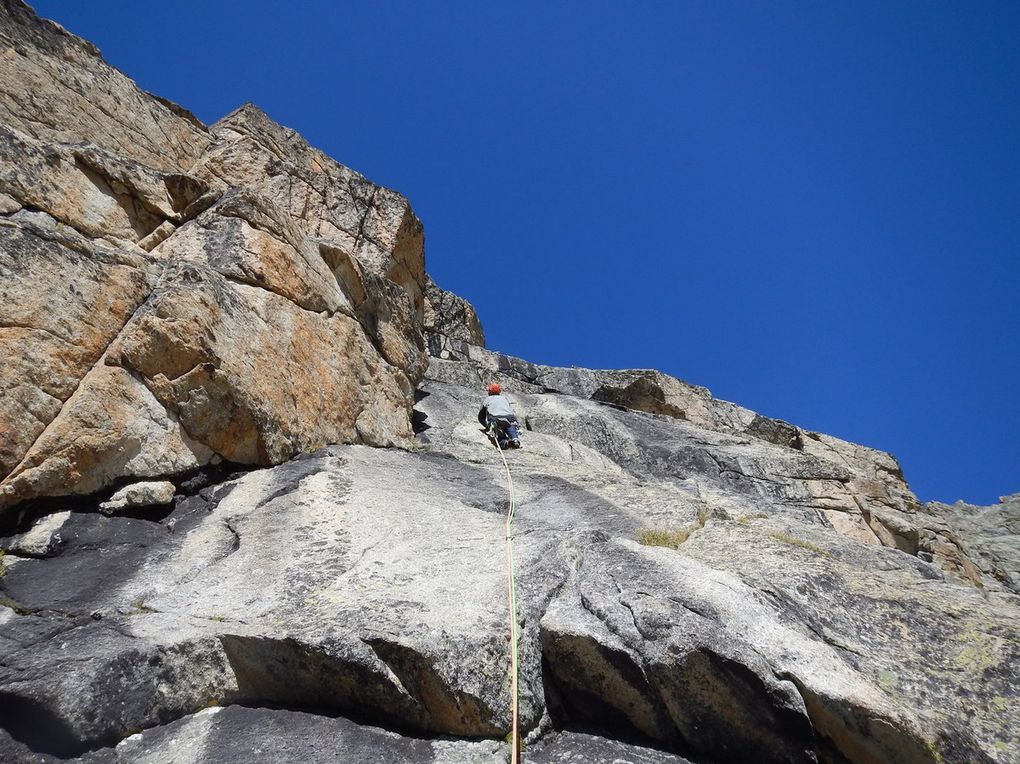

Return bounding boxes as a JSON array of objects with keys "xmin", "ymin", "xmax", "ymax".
[{"xmin": 478, "ymin": 383, "xmax": 522, "ymax": 449}]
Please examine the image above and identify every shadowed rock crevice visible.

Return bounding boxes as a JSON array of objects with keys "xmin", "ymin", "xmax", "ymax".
[
  {"xmin": 0, "ymin": 624, "xmax": 508, "ymax": 757},
  {"xmin": 72, "ymin": 156, "xmax": 173, "ymax": 240},
  {"xmin": 0, "ymin": 456, "xmax": 248, "ymax": 537},
  {"xmin": 220, "ymin": 634, "xmax": 414, "ymax": 728},
  {"xmin": 540, "ymin": 611, "xmax": 817, "ymax": 762},
  {"xmin": 219, "ymin": 634, "xmax": 503, "ymax": 739},
  {"xmin": 364, "ymin": 636, "xmax": 503, "ymax": 736},
  {"xmin": 0, "ymin": 634, "xmax": 238, "ymax": 757},
  {"xmin": 0, "ymin": 691, "xmax": 83, "ymax": 757},
  {"xmin": 0, "ymin": 702, "xmax": 509, "ymax": 763},
  {"xmin": 540, "ymin": 630, "xmax": 670, "ymax": 744}
]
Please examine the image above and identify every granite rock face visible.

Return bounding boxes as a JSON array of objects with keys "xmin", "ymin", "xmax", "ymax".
[
  {"xmin": 192, "ymin": 104, "xmax": 430, "ymax": 383},
  {"xmin": 2, "ymin": 370, "xmax": 1017, "ymax": 763},
  {"xmin": 424, "ymin": 275, "xmax": 486, "ymax": 347},
  {"xmin": 929, "ymin": 493, "xmax": 1020, "ymax": 595},
  {"xmin": 425, "ymin": 338, "xmax": 990, "ymax": 591},
  {"xmin": 0, "ymin": 1, "xmax": 422, "ymax": 511},
  {"xmin": 0, "ymin": 0, "xmax": 210, "ymax": 172},
  {"xmin": 1, "ymin": 3, "xmax": 1018, "ymax": 764}
]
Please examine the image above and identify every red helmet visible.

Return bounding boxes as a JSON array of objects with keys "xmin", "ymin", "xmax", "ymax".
[{"xmin": 487, "ymin": 383, "xmax": 502, "ymax": 395}]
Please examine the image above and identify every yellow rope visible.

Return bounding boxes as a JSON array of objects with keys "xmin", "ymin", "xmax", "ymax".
[{"xmin": 494, "ymin": 433, "xmax": 520, "ymax": 763}]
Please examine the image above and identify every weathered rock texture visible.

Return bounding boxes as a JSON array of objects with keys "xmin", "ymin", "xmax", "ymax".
[
  {"xmin": 424, "ymin": 275, "xmax": 486, "ymax": 347},
  {"xmin": 929, "ymin": 493, "xmax": 1020, "ymax": 595},
  {"xmin": 99, "ymin": 480, "xmax": 176, "ymax": 514},
  {"xmin": 0, "ymin": 0, "xmax": 424, "ymax": 511},
  {"xmin": 1, "ymin": 4, "xmax": 1018, "ymax": 764},
  {"xmin": 425, "ymin": 338, "xmax": 991, "ymax": 591}
]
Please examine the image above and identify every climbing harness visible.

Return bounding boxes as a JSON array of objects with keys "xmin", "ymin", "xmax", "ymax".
[{"xmin": 494, "ymin": 434, "xmax": 521, "ymax": 763}]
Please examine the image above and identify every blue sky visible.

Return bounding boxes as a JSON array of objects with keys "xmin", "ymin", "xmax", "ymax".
[{"xmin": 32, "ymin": 1, "xmax": 1018, "ymax": 504}]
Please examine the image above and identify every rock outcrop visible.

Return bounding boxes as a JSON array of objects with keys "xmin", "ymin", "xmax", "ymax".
[
  {"xmin": 424, "ymin": 275, "xmax": 486, "ymax": 347},
  {"xmin": 0, "ymin": 3, "xmax": 1017, "ymax": 763},
  {"xmin": 929, "ymin": 493, "xmax": 1020, "ymax": 595},
  {"xmin": 0, "ymin": 0, "xmax": 424, "ymax": 512}
]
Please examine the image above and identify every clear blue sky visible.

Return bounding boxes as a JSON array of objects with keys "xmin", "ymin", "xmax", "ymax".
[{"xmin": 32, "ymin": 1, "xmax": 1018, "ymax": 505}]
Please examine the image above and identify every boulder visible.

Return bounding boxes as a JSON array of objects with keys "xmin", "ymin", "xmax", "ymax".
[{"xmin": 99, "ymin": 481, "xmax": 176, "ymax": 513}]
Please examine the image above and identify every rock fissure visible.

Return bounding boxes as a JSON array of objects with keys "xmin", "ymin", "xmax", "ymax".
[
  {"xmin": 0, "ymin": 200, "xmax": 126, "ymax": 250},
  {"xmin": 220, "ymin": 273, "xmax": 350, "ymax": 319},
  {"xmin": 223, "ymin": 520, "xmax": 241, "ymax": 553},
  {"xmin": 0, "ymin": 319, "xmax": 70, "ymax": 343}
]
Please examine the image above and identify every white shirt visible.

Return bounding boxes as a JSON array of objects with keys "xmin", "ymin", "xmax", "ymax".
[{"xmin": 484, "ymin": 394, "xmax": 515, "ymax": 418}]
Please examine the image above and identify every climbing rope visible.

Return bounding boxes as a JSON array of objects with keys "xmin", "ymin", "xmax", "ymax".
[{"xmin": 494, "ymin": 432, "xmax": 521, "ymax": 763}]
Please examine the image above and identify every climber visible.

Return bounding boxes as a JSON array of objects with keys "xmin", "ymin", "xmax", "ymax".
[{"xmin": 478, "ymin": 383, "xmax": 522, "ymax": 450}]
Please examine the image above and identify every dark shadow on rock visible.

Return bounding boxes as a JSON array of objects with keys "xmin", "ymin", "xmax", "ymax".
[
  {"xmin": 746, "ymin": 414, "xmax": 803, "ymax": 451},
  {"xmin": 0, "ymin": 458, "xmax": 251, "ymax": 537},
  {"xmin": 411, "ymin": 409, "xmax": 430, "ymax": 434},
  {"xmin": 0, "ymin": 691, "xmax": 83, "ymax": 758},
  {"xmin": 592, "ymin": 378, "xmax": 687, "ymax": 420},
  {"xmin": 539, "ymin": 654, "xmax": 684, "ymax": 759},
  {"xmin": 221, "ymin": 634, "xmax": 415, "ymax": 732},
  {"xmin": 412, "ymin": 388, "xmax": 433, "ymax": 433},
  {"xmin": 254, "ymin": 457, "xmax": 327, "ymax": 510},
  {"xmin": 541, "ymin": 617, "xmax": 817, "ymax": 763},
  {"xmin": 219, "ymin": 633, "xmax": 501, "ymax": 740},
  {"xmin": 0, "ymin": 514, "xmax": 169, "ymax": 614},
  {"xmin": 113, "ymin": 503, "xmax": 177, "ymax": 523},
  {"xmin": 517, "ymin": 474, "xmax": 638, "ymax": 536}
]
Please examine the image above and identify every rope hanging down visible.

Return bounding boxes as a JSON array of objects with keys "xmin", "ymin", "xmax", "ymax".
[{"xmin": 494, "ymin": 435, "xmax": 521, "ymax": 763}]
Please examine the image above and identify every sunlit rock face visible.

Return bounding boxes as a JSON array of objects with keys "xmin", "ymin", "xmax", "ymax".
[
  {"xmin": 0, "ymin": 0, "xmax": 424, "ymax": 512},
  {"xmin": 0, "ymin": 3, "xmax": 1017, "ymax": 763}
]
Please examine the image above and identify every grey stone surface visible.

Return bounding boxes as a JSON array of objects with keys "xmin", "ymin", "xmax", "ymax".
[
  {"xmin": 930, "ymin": 493, "xmax": 1020, "ymax": 594},
  {"xmin": 413, "ymin": 377, "xmax": 1019, "ymax": 762},
  {"xmin": 0, "ymin": 705, "xmax": 506, "ymax": 763},
  {"xmin": 528, "ymin": 730, "xmax": 691, "ymax": 763},
  {"xmin": 0, "ymin": 448, "xmax": 536, "ymax": 755},
  {"xmin": 75, "ymin": 705, "xmax": 506, "ymax": 764},
  {"xmin": 426, "ymin": 341, "xmax": 990, "ymax": 589},
  {"xmin": 1, "ymin": 371, "xmax": 1017, "ymax": 762}
]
